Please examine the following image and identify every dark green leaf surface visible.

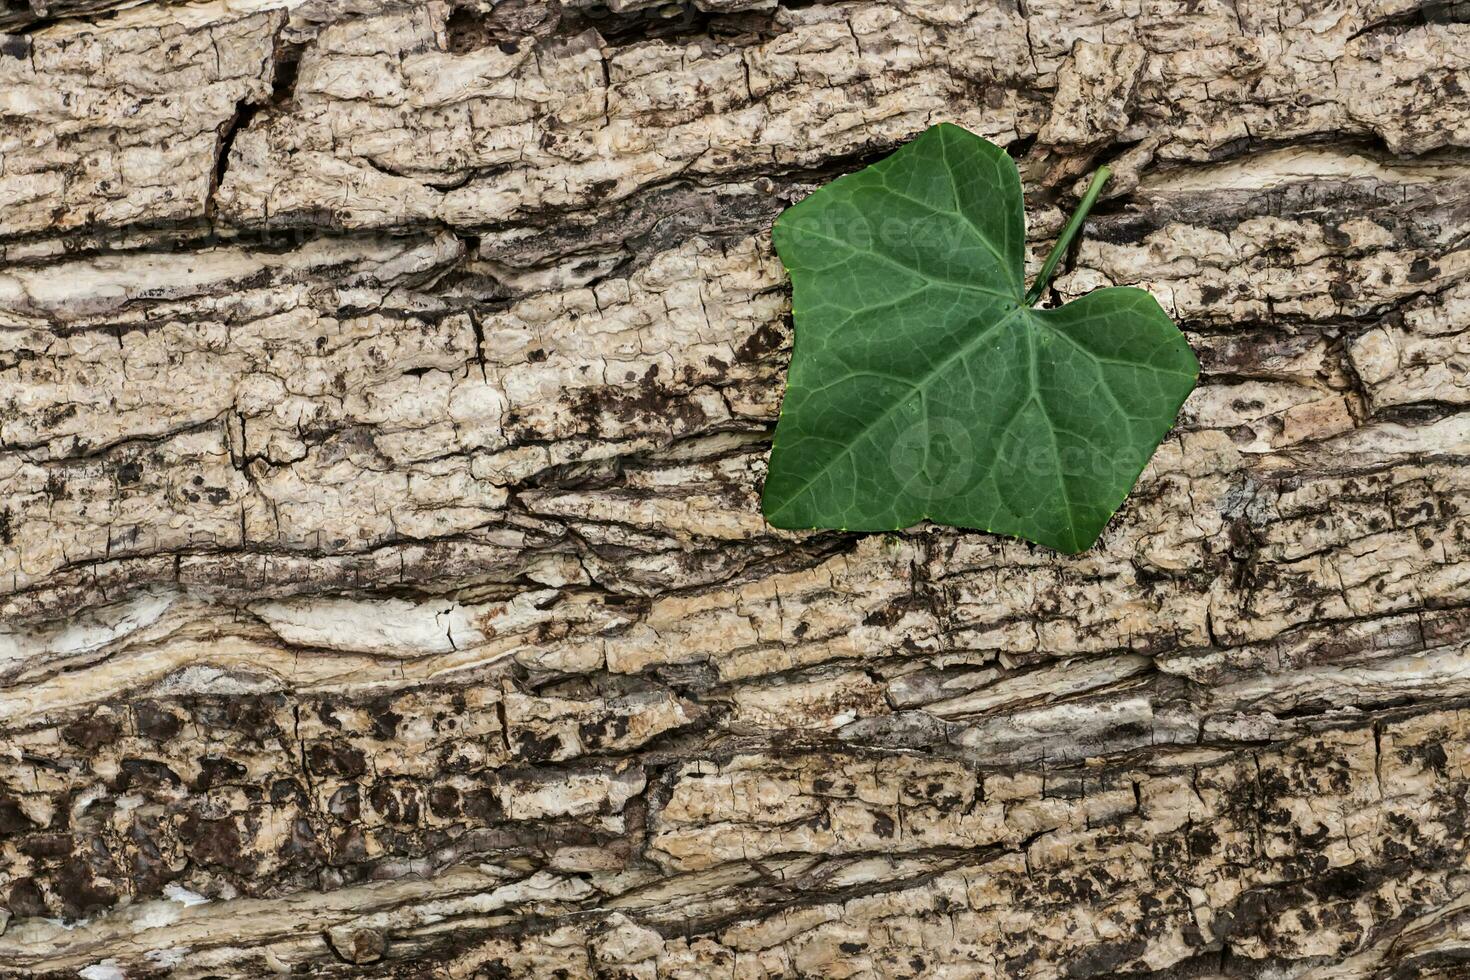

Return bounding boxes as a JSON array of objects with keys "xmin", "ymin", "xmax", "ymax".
[{"xmin": 763, "ymin": 123, "xmax": 1199, "ymax": 553}]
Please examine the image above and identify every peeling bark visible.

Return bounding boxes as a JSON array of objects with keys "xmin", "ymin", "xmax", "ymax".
[{"xmin": 3, "ymin": 0, "xmax": 1470, "ymax": 975}]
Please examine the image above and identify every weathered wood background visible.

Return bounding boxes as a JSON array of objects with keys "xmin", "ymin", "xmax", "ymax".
[{"xmin": 2, "ymin": 0, "xmax": 1470, "ymax": 974}]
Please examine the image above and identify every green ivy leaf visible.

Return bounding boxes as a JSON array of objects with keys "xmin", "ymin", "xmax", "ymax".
[{"xmin": 763, "ymin": 123, "xmax": 1198, "ymax": 553}]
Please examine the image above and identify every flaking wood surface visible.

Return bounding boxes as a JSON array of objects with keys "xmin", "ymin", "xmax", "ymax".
[{"xmin": 3, "ymin": 0, "xmax": 1470, "ymax": 975}]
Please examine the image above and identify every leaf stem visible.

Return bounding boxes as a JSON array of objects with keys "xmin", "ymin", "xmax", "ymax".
[{"xmin": 1025, "ymin": 165, "xmax": 1111, "ymax": 306}]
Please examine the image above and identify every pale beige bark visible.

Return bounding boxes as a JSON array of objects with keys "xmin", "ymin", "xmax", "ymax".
[{"xmin": 2, "ymin": 0, "xmax": 1470, "ymax": 975}]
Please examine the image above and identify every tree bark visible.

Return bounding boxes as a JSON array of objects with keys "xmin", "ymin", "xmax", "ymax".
[{"xmin": 2, "ymin": 0, "xmax": 1470, "ymax": 975}]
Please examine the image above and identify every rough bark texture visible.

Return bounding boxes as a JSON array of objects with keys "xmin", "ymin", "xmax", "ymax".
[{"xmin": 3, "ymin": 0, "xmax": 1470, "ymax": 975}]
